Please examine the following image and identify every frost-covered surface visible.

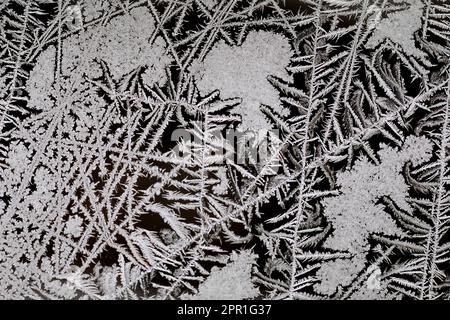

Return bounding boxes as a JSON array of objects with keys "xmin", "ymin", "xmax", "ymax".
[
  {"xmin": 182, "ymin": 250, "xmax": 259, "ymax": 300},
  {"xmin": 1, "ymin": 0, "xmax": 450, "ymax": 300},
  {"xmin": 317, "ymin": 136, "xmax": 432, "ymax": 295},
  {"xmin": 366, "ymin": 0, "xmax": 425, "ymax": 58},
  {"xmin": 191, "ymin": 31, "xmax": 293, "ymax": 130}
]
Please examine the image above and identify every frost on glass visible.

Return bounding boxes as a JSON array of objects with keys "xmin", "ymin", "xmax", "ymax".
[
  {"xmin": 317, "ymin": 136, "xmax": 432, "ymax": 296},
  {"xmin": 191, "ymin": 30, "xmax": 293, "ymax": 131},
  {"xmin": 0, "ymin": 0, "xmax": 450, "ymax": 300},
  {"xmin": 182, "ymin": 250, "xmax": 259, "ymax": 300},
  {"xmin": 366, "ymin": 0, "xmax": 425, "ymax": 58}
]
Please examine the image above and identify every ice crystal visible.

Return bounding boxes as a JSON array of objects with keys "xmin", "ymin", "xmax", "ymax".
[
  {"xmin": 366, "ymin": 0, "xmax": 424, "ymax": 58},
  {"xmin": 1, "ymin": 0, "xmax": 450, "ymax": 301},
  {"xmin": 191, "ymin": 30, "xmax": 293, "ymax": 131},
  {"xmin": 184, "ymin": 250, "xmax": 259, "ymax": 300},
  {"xmin": 317, "ymin": 136, "xmax": 433, "ymax": 295}
]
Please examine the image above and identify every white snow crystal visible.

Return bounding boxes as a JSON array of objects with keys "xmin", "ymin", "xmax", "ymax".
[{"xmin": 191, "ymin": 30, "xmax": 293, "ymax": 131}]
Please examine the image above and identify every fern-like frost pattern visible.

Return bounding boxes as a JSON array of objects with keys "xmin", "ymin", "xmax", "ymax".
[{"xmin": 0, "ymin": 0, "xmax": 450, "ymax": 300}]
